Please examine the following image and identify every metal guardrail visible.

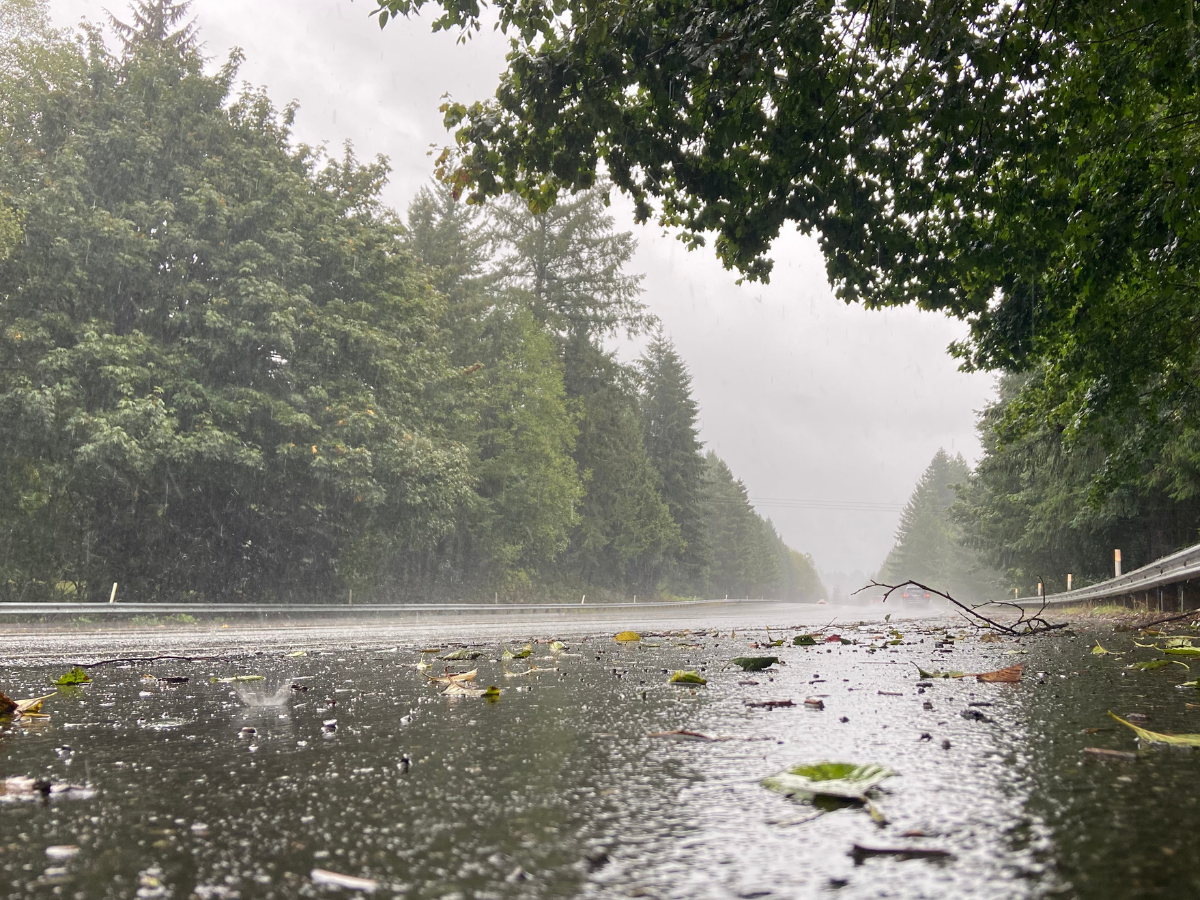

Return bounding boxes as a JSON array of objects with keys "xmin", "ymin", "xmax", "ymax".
[
  {"xmin": 0, "ymin": 597, "xmax": 784, "ymax": 617},
  {"xmin": 1018, "ymin": 541, "xmax": 1200, "ymax": 608}
]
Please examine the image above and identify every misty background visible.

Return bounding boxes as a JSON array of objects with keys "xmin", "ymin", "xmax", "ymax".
[{"xmin": 48, "ymin": 0, "xmax": 997, "ymax": 589}]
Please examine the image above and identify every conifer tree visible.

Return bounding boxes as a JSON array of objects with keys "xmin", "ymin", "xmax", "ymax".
[
  {"xmin": 108, "ymin": 0, "xmax": 197, "ymax": 53},
  {"xmin": 558, "ymin": 336, "xmax": 680, "ymax": 592},
  {"xmin": 489, "ymin": 187, "xmax": 649, "ymax": 341},
  {"xmin": 489, "ymin": 185, "xmax": 675, "ymax": 594},
  {"xmin": 880, "ymin": 449, "xmax": 995, "ymax": 601},
  {"xmin": 638, "ymin": 332, "xmax": 708, "ymax": 588},
  {"xmin": 952, "ymin": 373, "xmax": 1200, "ymax": 593},
  {"xmin": 405, "ymin": 182, "xmax": 490, "ymax": 342},
  {"xmin": 700, "ymin": 453, "xmax": 777, "ymax": 597},
  {"xmin": 403, "ymin": 184, "xmax": 581, "ymax": 592}
]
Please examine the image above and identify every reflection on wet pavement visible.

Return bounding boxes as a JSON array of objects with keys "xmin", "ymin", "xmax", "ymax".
[{"xmin": 2, "ymin": 610, "xmax": 1199, "ymax": 899}]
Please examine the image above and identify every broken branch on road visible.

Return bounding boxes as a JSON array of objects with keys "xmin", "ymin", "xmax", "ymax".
[{"xmin": 858, "ymin": 580, "xmax": 1068, "ymax": 636}]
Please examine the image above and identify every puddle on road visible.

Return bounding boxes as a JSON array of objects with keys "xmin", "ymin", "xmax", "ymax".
[{"xmin": 2, "ymin": 618, "xmax": 1200, "ymax": 899}]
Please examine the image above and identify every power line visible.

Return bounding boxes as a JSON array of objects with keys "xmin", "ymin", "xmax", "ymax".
[{"xmin": 706, "ymin": 497, "xmax": 907, "ymax": 512}]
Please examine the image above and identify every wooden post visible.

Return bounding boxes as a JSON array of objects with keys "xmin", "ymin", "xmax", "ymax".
[{"xmin": 108, "ymin": 582, "xmax": 118, "ymax": 604}]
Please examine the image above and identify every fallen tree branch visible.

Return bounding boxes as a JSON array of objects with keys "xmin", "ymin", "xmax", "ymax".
[
  {"xmin": 855, "ymin": 580, "xmax": 1069, "ymax": 636},
  {"xmin": 70, "ymin": 655, "xmax": 222, "ymax": 668}
]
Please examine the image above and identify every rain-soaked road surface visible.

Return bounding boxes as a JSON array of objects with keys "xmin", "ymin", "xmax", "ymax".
[{"xmin": 3, "ymin": 603, "xmax": 1199, "ymax": 899}]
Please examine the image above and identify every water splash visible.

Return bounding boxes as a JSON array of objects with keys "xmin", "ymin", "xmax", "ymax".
[{"xmin": 233, "ymin": 683, "xmax": 291, "ymax": 708}]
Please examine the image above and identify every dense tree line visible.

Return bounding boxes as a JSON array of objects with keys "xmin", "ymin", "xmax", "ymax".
[
  {"xmin": 952, "ymin": 375, "xmax": 1200, "ymax": 595},
  {"xmin": 0, "ymin": 1, "xmax": 823, "ymax": 604},
  {"xmin": 882, "ymin": 389, "xmax": 1200, "ymax": 600},
  {"xmin": 702, "ymin": 453, "xmax": 823, "ymax": 602}
]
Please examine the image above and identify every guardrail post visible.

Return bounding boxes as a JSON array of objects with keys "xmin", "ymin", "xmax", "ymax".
[
  {"xmin": 1067, "ymin": 573, "xmax": 1073, "ymax": 591},
  {"xmin": 1115, "ymin": 549, "xmax": 1122, "ymax": 577}
]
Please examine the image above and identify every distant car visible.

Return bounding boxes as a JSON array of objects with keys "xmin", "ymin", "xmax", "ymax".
[
  {"xmin": 816, "ymin": 598, "xmax": 827, "ymax": 605},
  {"xmin": 900, "ymin": 588, "xmax": 932, "ymax": 607}
]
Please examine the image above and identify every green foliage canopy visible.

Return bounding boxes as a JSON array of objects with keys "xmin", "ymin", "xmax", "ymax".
[{"xmin": 376, "ymin": 0, "xmax": 1200, "ymax": 500}]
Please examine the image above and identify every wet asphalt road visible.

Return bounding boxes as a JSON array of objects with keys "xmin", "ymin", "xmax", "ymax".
[{"xmin": 3, "ymin": 605, "xmax": 1200, "ymax": 899}]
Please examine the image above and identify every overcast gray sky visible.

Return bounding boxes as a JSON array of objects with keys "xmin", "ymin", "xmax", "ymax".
[{"xmin": 51, "ymin": 0, "xmax": 998, "ymax": 586}]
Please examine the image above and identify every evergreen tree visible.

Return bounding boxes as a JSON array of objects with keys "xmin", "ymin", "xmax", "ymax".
[
  {"xmin": 558, "ymin": 337, "xmax": 680, "ymax": 592},
  {"xmin": 697, "ymin": 453, "xmax": 823, "ymax": 601},
  {"xmin": 489, "ymin": 187, "xmax": 650, "ymax": 341},
  {"xmin": 402, "ymin": 184, "xmax": 581, "ymax": 593},
  {"xmin": 108, "ymin": 0, "xmax": 197, "ymax": 53},
  {"xmin": 700, "ymin": 453, "xmax": 777, "ymax": 598},
  {"xmin": 404, "ymin": 182, "xmax": 490, "ymax": 353},
  {"xmin": 489, "ymin": 185, "xmax": 675, "ymax": 594},
  {"xmin": 638, "ymin": 332, "xmax": 708, "ymax": 588},
  {"xmin": 763, "ymin": 522, "xmax": 824, "ymax": 603},
  {"xmin": 880, "ymin": 450, "xmax": 996, "ymax": 602}
]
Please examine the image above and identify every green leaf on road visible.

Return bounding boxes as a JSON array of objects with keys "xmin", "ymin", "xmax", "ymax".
[
  {"xmin": 915, "ymin": 665, "xmax": 965, "ymax": 679},
  {"xmin": 730, "ymin": 657, "xmax": 780, "ymax": 672},
  {"xmin": 53, "ymin": 667, "xmax": 91, "ymax": 686},
  {"xmin": 669, "ymin": 670, "xmax": 707, "ymax": 685},
  {"xmin": 763, "ymin": 762, "xmax": 896, "ymax": 802},
  {"xmin": 443, "ymin": 649, "xmax": 484, "ymax": 661},
  {"xmin": 1127, "ymin": 659, "xmax": 1176, "ymax": 671},
  {"xmin": 1109, "ymin": 711, "xmax": 1200, "ymax": 746}
]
